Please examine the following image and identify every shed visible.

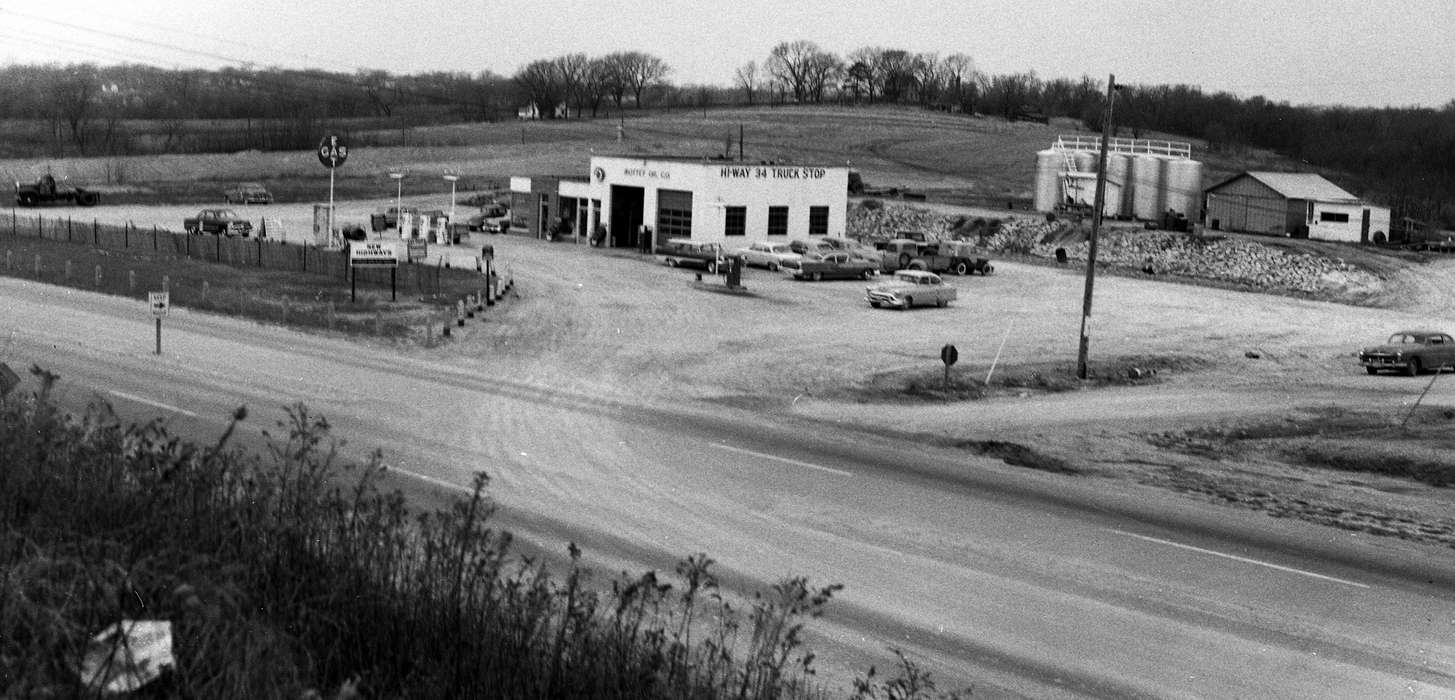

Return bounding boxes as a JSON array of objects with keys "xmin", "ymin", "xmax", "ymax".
[{"xmin": 1203, "ymin": 171, "xmax": 1390, "ymax": 244}]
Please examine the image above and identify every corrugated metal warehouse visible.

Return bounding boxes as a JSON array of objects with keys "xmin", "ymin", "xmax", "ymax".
[{"xmin": 1203, "ymin": 171, "xmax": 1391, "ymax": 243}]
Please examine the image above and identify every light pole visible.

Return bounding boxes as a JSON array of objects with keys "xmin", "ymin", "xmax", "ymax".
[
  {"xmin": 443, "ymin": 174, "xmax": 458, "ymax": 246},
  {"xmin": 388, "ymin": 172, "xmax": 405, "ymax": 238},
  {"xmin": 1076, "ymin": 74, "xmax": 1119, "ymax": 380}
]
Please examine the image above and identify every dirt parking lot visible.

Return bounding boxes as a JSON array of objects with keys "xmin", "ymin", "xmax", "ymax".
[{"xmin": 25, "ymin": 198, "xmax": 1455, "ymax": 548}]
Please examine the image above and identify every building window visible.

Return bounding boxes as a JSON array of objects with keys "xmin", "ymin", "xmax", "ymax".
[
  {"xmin": 808, "ymin": 206, "xmax": 829, "ymax": 235},
  {"xmin": 1319, "ymin": 211, "xmax": 1350, "ymax": 223},
  {"xmin": 724, "ymin": 206, "xmax": 746, "ymax": 236},
  {"xmin": 656, "ymin": 189, "xmax": 693, "ymax": 238},
  {"xmin": 767, "ymin": 206, "xmax": 789, "ymax": 236}
]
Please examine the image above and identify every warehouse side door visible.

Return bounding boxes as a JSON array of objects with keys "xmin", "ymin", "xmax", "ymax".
[{"xmin": 610, "ymin": 185, "xmax": 644, "ymax": 249}]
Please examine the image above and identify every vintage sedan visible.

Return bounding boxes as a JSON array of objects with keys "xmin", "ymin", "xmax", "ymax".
[
  {"xmin": 732, "ymin": 241, "xmax": 801, "ymax": 271},
  {"xmin": 787, "ymin": 251, "xmax": 880, "ymax": 281},
  {"xmin": 1358, "ymin": 330, "xmax": 1455, "ymax": 375},
  {"xmin": 866, "ymin": 270, "xmax": 957, "ymax": 309}
]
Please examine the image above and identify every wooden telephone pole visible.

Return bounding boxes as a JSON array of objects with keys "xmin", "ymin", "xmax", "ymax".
[{"xmin": 1077, "ymin": 73, "xmax": 1119, "ymax": 380}]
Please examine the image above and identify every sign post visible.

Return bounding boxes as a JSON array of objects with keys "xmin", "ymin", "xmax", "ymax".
[
  {"xmin": 347, "ymin": 241, "xmax": 400, "ymax": 303},
  {"xmin": 940, "ymin": 343, "xmax": 958, "ymax": 390},
  {"xmin": 318, "ymin": 134, "xmax": 349, "ymax": 245},
  {"xmin": 149, "ymin": 291, "xmax": 169, "ymax": 355}
]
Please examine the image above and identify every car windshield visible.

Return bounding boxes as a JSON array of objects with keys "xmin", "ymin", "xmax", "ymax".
[
  {"xmin": 1389, "ymin": 334, "xmax": 1420, "ymax": 344},
  {"xmin": 218, "ymin": 209, "xmax": 240, "ymax": 218}
]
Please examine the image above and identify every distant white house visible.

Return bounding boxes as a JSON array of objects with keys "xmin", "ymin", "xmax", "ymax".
[
  {"xmin": 1203, "ymin": 171, "xmax": 1390, "ymax": 244},
  {"xmin": 516, "ymin": 102, "xmax": 567, "ymax": 120}
]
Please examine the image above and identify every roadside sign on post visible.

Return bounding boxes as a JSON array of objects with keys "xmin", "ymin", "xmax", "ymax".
[
  {"xmin": 940, "ymin": 343, "xmax": 957, "ymax": 390},
  {"xmin": 149, "ymin": 291, "xmax": 170, "ymax": 317},
  {"xmin": 317, "ymin": 135, "xmax": 348, "ymax": 169}
]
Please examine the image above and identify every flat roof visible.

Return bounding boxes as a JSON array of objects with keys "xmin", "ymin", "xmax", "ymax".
[{"xmin": 593, "ymin": 154, "xmax": 844, "ymax": 168}]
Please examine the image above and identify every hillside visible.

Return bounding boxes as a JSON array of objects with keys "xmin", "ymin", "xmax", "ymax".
[{"xmin": 0, "ymin": 105, "xmax": 1322, "ymax": 210}]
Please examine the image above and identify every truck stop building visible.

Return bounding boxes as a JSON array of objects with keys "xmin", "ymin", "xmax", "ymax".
[{"xmin": 585, "ymin": 156, "xmax": 849, "ymax": 250}]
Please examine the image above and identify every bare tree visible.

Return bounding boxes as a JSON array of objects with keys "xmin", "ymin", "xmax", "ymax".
[
  {"xmin": 804, "ymin": 50, "xmax": 844, "ymax": 103},
  {"xmin": 582, "ymin": 57, "xmax": 613, "ymax": 117},
  {"xmin": 357, "ymin": 69, "xmax": 395, "ymax": 117},
  {"xmin": 615, "ymin": 51, "xmax": 670, "ymax": 108},
  {"xmin": 553, "ymin": 53, "xmax": 589, "ymax": 118},
  {"xmin": 734, "ymin": 60, "xmax": 760, "ymax": 105},
  {"xmin": 941, "ymin": 53, "xmax": 977, "ymax": 112},
  {"xmin": 846, "ymin": 46, "xmax": 884, "ymax": 101},
  {"xmin": 766, "ymin": 40, "xmax": 820, "ymax": 103},
  {"xmin": 876, "ymin": 50, "xmax": 918, "ymax": 103},
  {"xmin": 513, "ymin": 59, "xmax": 563, "ymax": 119},
  {"xmin": 54, "ymin": 64, "xmax": 100, "ymax": 152}
]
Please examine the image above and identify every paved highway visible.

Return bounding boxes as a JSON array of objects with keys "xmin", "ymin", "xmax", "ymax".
[{"xmin": 5, "ymin": 276, "xmax": 1454, "ymax": 698}]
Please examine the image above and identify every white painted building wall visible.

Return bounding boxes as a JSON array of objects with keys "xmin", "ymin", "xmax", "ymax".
[
  {"xmin": 588, "ymin": 156, "xmax": 849, "ymax": 245},
  {"xmin": 1307, "ymin": 200, "xmax": 1392, "ymax": 243}
]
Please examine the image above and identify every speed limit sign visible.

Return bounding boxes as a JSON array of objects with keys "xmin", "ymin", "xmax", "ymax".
[{"xmin": 317, "ymin": 134, "xmax": 348, "ymax": 169}]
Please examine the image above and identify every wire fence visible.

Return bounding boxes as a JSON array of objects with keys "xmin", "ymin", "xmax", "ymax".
[{"xmin": 2, "ymin": 208, "xmax": 482, "ymax": 296}]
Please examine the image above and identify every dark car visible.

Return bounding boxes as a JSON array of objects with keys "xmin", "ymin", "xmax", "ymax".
[
  {"xmin": 1358, "ymin": 330, "xmax": 1455, "ymax": 375},
  {"xmin": 656, "ymin": 238, "xmax": 726, "ymax": 273}
]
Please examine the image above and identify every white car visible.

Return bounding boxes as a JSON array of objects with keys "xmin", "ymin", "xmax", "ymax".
[
  {"xmin": 866, "ymin": 270, "xmax": 957, "ymax": 309},
  {"xmin": 733, "ymin": 241, "xmax": 802, "ymax": 271}
]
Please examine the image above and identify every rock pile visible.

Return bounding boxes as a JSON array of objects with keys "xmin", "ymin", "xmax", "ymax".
[{"xmin": 848, "ymin": 203, "xmax": 1383, "ymax": 297}]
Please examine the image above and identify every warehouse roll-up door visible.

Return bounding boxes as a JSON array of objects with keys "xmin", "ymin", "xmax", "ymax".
[{"xmin": 656, "ymin": 189, "xmax": 693, "ymax": 239}]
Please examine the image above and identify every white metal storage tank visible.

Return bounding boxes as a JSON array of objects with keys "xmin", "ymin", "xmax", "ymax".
[
  {"xmin": 1033, "ymin": 149, "xmax": 1062, "ymax": 212},
  {"xmin": 1131, "ymin": 155, "xmax": 1165, "ymax": 220},
  {"xmin": 1162, "ymin": 159, "xmax": 1203, "ymax": 219},
  {"xmin": 1104, "ymin": 153, "xmax": 1131, "ymax": 218},
  {"xmin": 1074, "ymin": 151, "xmax": 1098, "ymax": 175}
]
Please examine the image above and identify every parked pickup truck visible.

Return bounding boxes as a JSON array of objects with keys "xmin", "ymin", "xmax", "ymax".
[
  {"xmin": 184, "ymin": 208, "xmax": 253, "ymax": 237},
  {"xmin": 876, "ymin": 238, "xmax": 994, "ymax": 276},
  {"xmin": 786, "ymin": 251, "xmax": 880, "ymax": 281},
  {"xmin": 15, "ymin": 175, "xmax": 99, "ymax": 207}
]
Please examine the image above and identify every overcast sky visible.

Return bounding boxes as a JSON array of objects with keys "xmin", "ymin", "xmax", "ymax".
[{"xmin": 2, "ymin": 0, "xmax": 1451, "ymax": 109}]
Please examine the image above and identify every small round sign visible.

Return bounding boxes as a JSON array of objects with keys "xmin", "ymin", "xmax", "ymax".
[
  {"xmin": 940, "ymin": 343, "xmax": 958, "ymax": 367},
  {"xmin": 317, "ymin": 134, "xmax": 348, "ymax": 169}
]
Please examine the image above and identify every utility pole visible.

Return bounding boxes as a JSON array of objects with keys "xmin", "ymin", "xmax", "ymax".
[{"xmin": 1077, "ymin": 73, "xmax": 1118, "ymax": 380}]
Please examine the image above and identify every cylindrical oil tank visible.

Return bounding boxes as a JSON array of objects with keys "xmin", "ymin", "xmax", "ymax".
[
  {"xmin": 1074, "ymin": 151, "xmax": 1098, "ymax": 175},
  {"xmin": 1131, "ymin": 155, "xmax": 1165, "ymax": 220},
  {"xmin": 1104, "ymin": 153, "xmax": 1131, "ymax": 218},
  {"xmin": 1033, "ymin": 149, "xmax": 1062, "ymax": 212},
  {"xmin": 1162, "ymin": 159, "xmax": 1204, "ymax": 219}
]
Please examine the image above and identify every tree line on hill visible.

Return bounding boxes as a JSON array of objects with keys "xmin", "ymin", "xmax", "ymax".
[{"xmin": 0, "ymin": 45, "xmax": 1450, "ymax": 226}]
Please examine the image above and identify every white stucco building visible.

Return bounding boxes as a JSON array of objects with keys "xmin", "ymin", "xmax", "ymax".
[{"xmin": 579, "ymin": 156, "xmax": 850, "ymax": 250}]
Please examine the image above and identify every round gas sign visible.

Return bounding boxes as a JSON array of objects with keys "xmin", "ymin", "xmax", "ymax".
[{"xmin": 317, "ymin": 134, "xmax": 348, "ymax": 169}]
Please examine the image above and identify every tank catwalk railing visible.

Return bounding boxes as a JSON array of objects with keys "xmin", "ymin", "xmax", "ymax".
[{"xmin": 1054, "ymin": 134, "xmax": 1192, "ymax": 159}]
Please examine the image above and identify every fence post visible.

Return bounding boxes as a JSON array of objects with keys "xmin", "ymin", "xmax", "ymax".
[
  {"xmin": 68, "ymin": 217, "xmax": 72, "ymax": 242},
  {"xmin": 93, "ymin": 219, "xmax": 98, "ymax": 245},
  {"xmin": 257, "ymin": 238, "xmax": 262, "ymax": 267},
  {"xmin": 34, "ymin": 254, "xmax": 42, "ymax": 277},
  {"xmin": 94, "ymin": 264, "xmax": 101, "ymax": 287},
  {"xmin": 129, "ymin": 269, "xmax": 135, "ymax": 293},
  {"xmin": 153, "ymin": 226, "xmax": 158, "ymax": 251},
  {"xmin": 124, "ymin": 221, "xmax": 129, "ymax": 248}
]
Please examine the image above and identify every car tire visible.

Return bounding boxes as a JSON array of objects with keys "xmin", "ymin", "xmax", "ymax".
[
  {"xmin": 811, "ymin": 272, "xmax": 823, "ymax": 282},
  {"xmin": 769, "ymin": 262, "xmax": 779, "ymax": 271},
  {"xmin": 898, "ymin": 253, "xmax": 912, "ymax": 269},
  {"xmin": 1365, "ymin": 366, "xmax": 1379, "ymax": 375},
  {"xmin": 667, "ymin": 258, "xmax": 678, "ymax": 267},
  {"xmin": 902, "ymin": 296, "xmax": 913, "ymax": 309},
  {"xmin": 707, "ymin": 261, "xmax": 718, "ymax": 274},
  {"xmin": 1405, "ymin": 359, "xmax": 1420, "ymax": 377},
  {"xmin": 953, "ymin": 261, "xmax": 968, "ymax": 276},
  {"xmin": 937, "ymin": 298, "xmax": 948, "ymax": 307}
]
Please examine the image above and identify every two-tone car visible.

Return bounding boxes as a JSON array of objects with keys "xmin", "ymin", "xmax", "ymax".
[
  {"xmin": 787, "ymin": 251, "xmax": 880, "ymax": 281},
  {"xmin": 732, "ymin": 241, "xmax": 801, "ymax": 271},
  {"xmin": 657, "ymin": 238, "xmax": 727, "ymax": 273},
  {"xmin": 1358, "ymin": 330, "xmax": 1455, "ymax": 375},
  {"xmin": 866, "ymin": 270, "xmax": 957, "ymax": 309}
]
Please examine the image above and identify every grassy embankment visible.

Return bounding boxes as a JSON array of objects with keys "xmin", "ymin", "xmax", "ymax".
[
  {"xmin": 0, "ymin": 370, "xmax": 969, "ymax": 698},
  {"xmin": 1, "ymin": 211, "xmax": 493, "ymax": 343}
]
